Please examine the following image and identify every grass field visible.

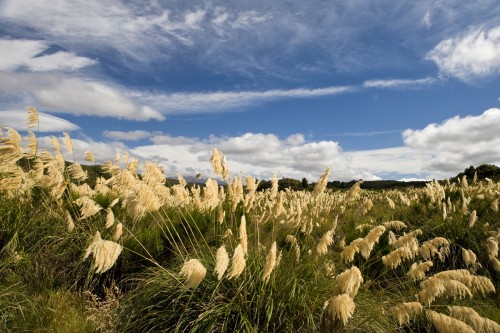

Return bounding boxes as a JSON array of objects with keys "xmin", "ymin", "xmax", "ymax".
[{"xmin": 1, "ymin": 113, "xmax": 499, "ymax": 332}]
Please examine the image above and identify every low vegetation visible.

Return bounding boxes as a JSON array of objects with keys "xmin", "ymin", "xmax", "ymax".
[{"xmin": 1, "ymin": 108, "xmax": 499, "ymax": 332}]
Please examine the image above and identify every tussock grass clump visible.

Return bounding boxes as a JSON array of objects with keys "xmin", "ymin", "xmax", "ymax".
[{"xmin": 1, "ymin": 107, "xmax": 500, "ymax": 331}]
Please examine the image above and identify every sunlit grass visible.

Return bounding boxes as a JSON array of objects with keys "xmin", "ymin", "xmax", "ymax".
[{"xmin": 0, "ymin": 108, "xmax": 499, "ymax": 332}]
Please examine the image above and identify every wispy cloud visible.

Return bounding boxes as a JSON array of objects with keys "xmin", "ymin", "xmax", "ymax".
[
  {"xmin": 421, "ymin": 11, "xmax": 432, "ymax": 29},
  {"xmin": 138, "ymin": 86, "xmax": 356, "ymax": 114},
  {"xmin": 426, "ymin": 26, "xmax": 500, "ymax": 80},
  {"xmin": 327, "ymin": 130, "xmax": 403, "ymax": 137},
  {"xmin": 363, "ymin": 77, "xmax": 435, "ymax": 88},
  {"xmin": 0, "ymin": 39, "xmax": 96, "ymax": 72},
  {"xmin": 2, "ymin": 0, "xmax": 499, "ymax": 81}
]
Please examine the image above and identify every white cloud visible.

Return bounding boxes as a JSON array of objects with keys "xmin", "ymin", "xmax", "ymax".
[
  {"xmin": 0, "ymin": 71, "xmax": 164, "ymax": 121},
  {"xmin": 0, "ymin": 39, "xmax": 96, "ymax": 71},
  {"xmin": 11, "ymin": 106, "xmax": 499, "ymax": 181},
  {"xmin": 345, "ymin": 147, "xmax": 431, "ymax": 178},
  {"xmin": 102, "ymin": 130, "xmax": 153, "ymax": 141},
  {"xmin": 127, "ymin": 108, "xmax": 500, "ymax": 180},
  {"xmin": 399, "ymin": 177, "xmax": 429, "ymax": 182},
  {"xmin": 363, "ymin": 77, "xmax": 435, "ymax": 88},
  {"xmin": 231, "ymin": 11, "xmax": 270, "ymax": 29},
  {"xmin": 130, "ymin": 132, "xmax": 381, "ymax": 181},
  {"xmin": 0, "ymin": 109, "xmax": 79, "ymax": 132},
  {"xmin": 421, "ymin": 11, "xmax": 431, "ymax": 29},
  {"xmin": 138, "ymin": 85, "xmax": 355, "ymax": 114},
  {"xmin": 0, "ymin": 1, "xmax": 269, "ymax": 62},
  {"xmin": 403, "ymin": 108, "xmax": 500, "ymax": 175},
  {"xmin": 426, "ymin": 26, "xmax": 500, "ymax": 80},
  {"xmin": 27, "ymin": 51, "xmax": 96, "ymax": 72},
  {"xmin": 35, "ymin": 136, "xmax": 129, "ymax": 165}
]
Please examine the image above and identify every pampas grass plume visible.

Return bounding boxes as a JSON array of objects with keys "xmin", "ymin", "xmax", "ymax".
[
  {"xmin": 65, "ymin": 210, "xmax": 74, "ymax": 232},
  {"xmin": 84, "ymin": 151, "xmax": 96, "ymax": 163},
  {"xmin": 408, "ymin": 261, "xmax": 433, "ymax": 281},
  {"xmin": 228, "ymin": 244, "xmax": 246, "ymax": 279},
  {"xmin": 113, "ymin": 223, "xmax": 123, "ymax": 241},
  {"xmin": 105, "ymin": 208, "xmax": 115, "ymax": 229},
  {"xmin": 286, "ymin": 235, "xmax": 300, "ymax": 262},
  {"xmin": 461, "ymin": 248, "xmax": 477, "ymax": 267},
  {"xmin": 262, "ymin": 241, "xmax": 277, "ymax": 283},
  {"xmin": 214, "ymin": 245, "xmax": 229, "ymax": 280},
  {"xmin": 312, "ymin": 167, "xmax": 330, "ymax": 196},
  {"xmin": 486, "ymin": 237, "xmax": 498, "ymax": 257},
  {"xmin": 426, "ymin": 310, "xmax": 475, "ymax": 333},
  {"xmin": 392, "ymin": 302, "xmax": 423, "ymax": 326},
  {"xmin": 382, "ymin": 220, "xmax": 406, "ymax": 231},
  {"xmin": 180, "ymin": 259, "xmax": 207, "ymax": 289},
  {"xmin": 84, "ymin": 231, "xmax": 123, "ymax": 274},
  {"xmin": 326, "ymin": 294, "xmax": 356, "ymax": 325},
  {"xmin": 239, "ymin": 215, "xmax": 248, "ymax": 255},
  {"xmin": 448, "ymin": 306, "xmax": 500, "ymax": 333},
  {"xmin": 75, "ymin": 196, "xmax": 102, "ymax": 219},
  {"xmin": 469, "ymin": 210, "xmax": 478, "ymax": 228},
  {"xmin": 62, "ymin": 132, "xmax": 74, "ymax": 154},
  {"xmin": 26, "ymin": 106, "xmax": 39, "ymax": 128},
  {"xmin": 334, "ymin": 266, "xmax": 363, "ymax": 298}
]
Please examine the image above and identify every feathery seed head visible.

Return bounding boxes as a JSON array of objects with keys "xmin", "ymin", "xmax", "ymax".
[
  {"xmin": 239, "ymin": 215, "xmax": 248, "ymax": 255},
  {"xmin": 486, "ymin": 237, "xmax": 498, "ymax": 257},
  {"xmin": 326, "ymin": 294, "xmax": 356, "ymax": 326},
  {"xmin": 113, "ymin": 223, "xmax": 123, "ymax": 241},
  {"xmin": 227, "ymin": 243, "xmax": 246, "ymax": 279},
  {"xmin": 426, "ymin": 310, "xmax": 475, "ymax": 333},
  {"xmin": 84, "ymin": 231, "xmax": 122, "ymax": 274},
  {"xmin": 408, "ymin": 261, "xmax": 433, "ymax": 281},
  {"xmin": 26, "ymin": 106, "xmax": 39, "ymax": 128},
  {"xmin": 392, "ymin": 302, "xmax": 423, "ymax": 326},
  {"xmin": 334, "ymin": 266, "xmax": 363, "ymax": 298},
  {"xmin": 214, "ymin": 245, "xmax": 229, "ymax": 280},
  {"xmin": 65, "ymin": 210, "xmax": 75, "ymax": 232},
  {"xmin": 262, "ymin": 241, "xmax": 277, "ymax": 283},
  {"xmin": 448, "ymin": 306, "xmax": 500, "ymax": 333},
  {"xmin": 180, "ymin": 259, "xmax": 207, "ymax": 289}
]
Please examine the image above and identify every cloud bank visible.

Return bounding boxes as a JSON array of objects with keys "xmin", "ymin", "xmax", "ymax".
[
  {"xmin": 403, "ymin": 108, "xmax": 500, "ymax": 175},
  {"xmin": 0, "ymin": 72, "xmax": 164, "ymax": 121}
]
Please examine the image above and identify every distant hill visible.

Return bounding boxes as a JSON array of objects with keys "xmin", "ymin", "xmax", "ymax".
[{"xmin": 455, "ymin": 164, "xmax": 500, "ymax": 182}]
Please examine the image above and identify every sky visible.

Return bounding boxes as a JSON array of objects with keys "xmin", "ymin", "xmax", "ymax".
[{"xmin": 1, "ymin": 0, "xmax": 500, "ymax": 182}]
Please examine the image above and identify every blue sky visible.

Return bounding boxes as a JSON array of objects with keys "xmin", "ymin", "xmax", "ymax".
[{"xmin": 1, "ymin": 0, "xmax": 499, "ymax": 181}]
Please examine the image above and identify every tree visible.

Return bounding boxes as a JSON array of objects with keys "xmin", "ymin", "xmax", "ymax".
[{"xmin": 301, "ymin": 177, "xmax": 308, "ymax": 189}]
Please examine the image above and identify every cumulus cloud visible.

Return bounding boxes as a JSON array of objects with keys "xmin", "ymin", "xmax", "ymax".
[
  {"xmin": 0, "ymin": 71, "xmax": 164, "ymax": 121},
  {"xmin": 403, "ymin": 108, "xmax": 500, "ymax": 176},
  {"xmin": 426, "ymin": 26, "xmax": 500, "ymax": 80},
  {"xmin": 0, "ymin": 109, "xmax": 79, "ymax": 132},
  {"xmin": 102, "ymin": 130, "xmax": 153, "ymax": 141},
  {"xmin": 345, "ymin": 147, "xmax": 431, "ymax": 179},
  {"xmin": 130, "ymin": 132, "xmax": 381, "ymax": 181},
  {"xmin": 0, "ymin": 39, "xmax": 96, "ymax": 71},
  {"xmin": 124, "ymin": 108, "xmax": 500, "ymax": 180},
  {"xmin": 34, "ymin": 136, "xmax": 129, "ymax": 166}
]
